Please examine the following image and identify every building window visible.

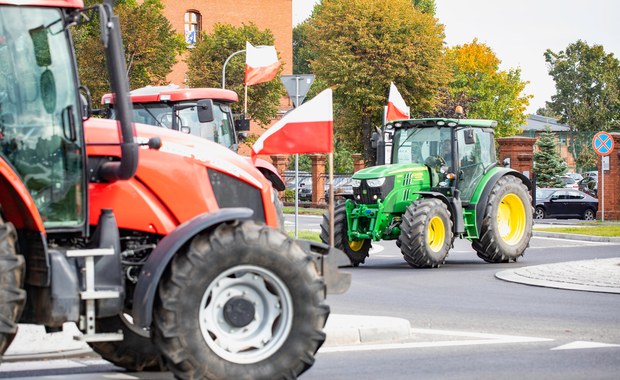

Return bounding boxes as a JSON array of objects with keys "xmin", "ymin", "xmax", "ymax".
[{"xmin": 185, "ymin": 11, "xmax": 201, "ymax": 47}]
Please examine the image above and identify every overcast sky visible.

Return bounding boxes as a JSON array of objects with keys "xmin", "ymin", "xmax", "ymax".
[{"xmin": 292, "ymin": 0, "xmax": 620, "ymax": 114}]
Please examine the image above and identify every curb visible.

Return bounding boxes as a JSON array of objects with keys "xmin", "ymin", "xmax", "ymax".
[
  {"xmin": 532, "ymin": 231, "xmax": 620, "ymax": 243},
  {"xmin": 323, "ymin": 314, "xmax": 411, "ymax": 346}
]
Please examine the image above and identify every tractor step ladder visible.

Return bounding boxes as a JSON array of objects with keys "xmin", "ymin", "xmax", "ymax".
[{"xmin": 66, "ymin": 248, "xmax": 123, "ymax": 342}]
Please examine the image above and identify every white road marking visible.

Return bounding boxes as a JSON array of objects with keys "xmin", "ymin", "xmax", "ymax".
[
  {"xmin": 320, "ymin": 328, "xmax": 553, "ymax": 353},
  {"xmin": 551, "ymin": 341, "xmax": 620, "ymax": 350}
]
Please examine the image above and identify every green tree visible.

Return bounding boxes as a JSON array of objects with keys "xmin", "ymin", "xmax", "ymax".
[
  {"xmin": 441, "ymin": 40, "xmax": 531, "ymax": 137},
  {"xmin": 412, "ymin": 0, "xmax": 436, "ymax": 15},
  {"xmin": 304, "ymin": 0, "xmax": 450, "ymax": 163},
  {"xmin": 533, "ymin": 127, "xmax": 566, "ymax": 187},
  {"xmin": 186, "ymin": 23, "xmax": 284, "ymax": 127},
  {"xmin": 74, "ymin": 0, "xmax": 185, "ymax": 102},
  {"xmin": 544, "ymin": 40, "xmax": 620, "ymax": 132}
]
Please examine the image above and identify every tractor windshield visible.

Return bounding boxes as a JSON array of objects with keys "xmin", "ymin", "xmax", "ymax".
[
  {"xmin": 392, "ymin": 127, "xmax": 452, "ymax": 169},
  {"xmin": 112, "ymin": 101, "xmax": 235, "ymax": 150},
  {"xmin": 0, "ymin": 7, "xmax": 85, "ymax": 228}
]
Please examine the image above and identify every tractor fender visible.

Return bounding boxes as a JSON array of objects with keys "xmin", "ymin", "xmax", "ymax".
[
  {"xmin": 0, "ymin": 160, "xmax": 45, "ymax": 232},
  {"xmin": 415, "ymin": 191, "xmax": 464, "ymax": 234},
  {"xmin": 474, "ymin": 170, "xmax": 532, "ymax": 232},
  {"xmin": 132, "ymin": 207, "xmax": 254, "ymax": 328},
  {"xmin": 254, "ymin": 158, "xmax": 285, "ymax": 191}
]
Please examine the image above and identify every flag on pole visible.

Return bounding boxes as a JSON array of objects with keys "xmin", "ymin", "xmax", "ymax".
[
  {"xmin": 252, "ymin": 89, "xmax": 333, "ymax": 157},
  {"xmin": 244, "ymin": 41, "xmax": 281, "ymax": 86},
  {"xmin": 385, "ymin": 82, "xmax": 410, "ymax": 121}
]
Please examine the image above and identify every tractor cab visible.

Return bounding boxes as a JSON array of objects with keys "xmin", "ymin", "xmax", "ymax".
[
  {"xmin": 375, "ymin": 118, "xmax": 498, "ymax": 203},
  {"xmin": 101, "ymin": 85, "xmax": 249, "ymax": 151}
]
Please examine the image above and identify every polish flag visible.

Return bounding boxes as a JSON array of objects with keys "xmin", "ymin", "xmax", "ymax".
[
  {"xmin": 385, "ymin": 82, "xmax": 410, "ymax": 121},
  {"xmin": 244, "ymin": 41, "xmax": 281, "ymax": 86},
  {"xmin": 252, "ymin": 89, "xmax": 333, "ymax": 157}
]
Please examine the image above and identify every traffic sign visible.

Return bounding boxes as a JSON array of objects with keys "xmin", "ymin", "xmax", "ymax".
[
  {"xmin": 592, "ymin": 132, "xmax": 614, "ymax": 156},
  {"xmin": 281, "ymin": 74, "xmax": 315, "ymax": 107}
]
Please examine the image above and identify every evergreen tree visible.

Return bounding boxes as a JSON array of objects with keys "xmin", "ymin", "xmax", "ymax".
[{"xmin": 533, "ymin": 127, "xmax": 566, "ymax": 188}]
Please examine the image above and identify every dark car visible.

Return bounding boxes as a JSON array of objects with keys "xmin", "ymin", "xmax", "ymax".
[{"xmin": 535, "ymin": 188, "xmax": 598, "ymax": 220}]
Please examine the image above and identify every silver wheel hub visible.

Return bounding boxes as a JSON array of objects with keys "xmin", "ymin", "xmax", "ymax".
[{"xmin": 200, "ymin": 265, "xmax": 293, "ymax": 364}]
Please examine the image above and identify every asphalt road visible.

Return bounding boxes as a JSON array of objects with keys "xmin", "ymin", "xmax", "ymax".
[{"xmin": 1, "ymin": 223, "xmax": 618, "ymax": 379}]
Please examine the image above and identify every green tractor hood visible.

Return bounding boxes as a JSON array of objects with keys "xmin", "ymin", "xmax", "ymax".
[{"xmin": 353, "ymin": 163, "xmax": 428, "ymax": 180}]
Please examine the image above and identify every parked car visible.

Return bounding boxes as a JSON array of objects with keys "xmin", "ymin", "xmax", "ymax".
[
  {"xmin": 559, "ymin": 175, "xmax": 579, "ymax": 189},
  {"xmin": 535, "ymin": 188, "xmax": 598, "ymax": 220},
  {"xmin": 578, "ymin": 176, "xmax": 598, "ymax": 197},
  {"xmin": 565, "ymin": 172, "xmax": 583, "ymax": 182}
]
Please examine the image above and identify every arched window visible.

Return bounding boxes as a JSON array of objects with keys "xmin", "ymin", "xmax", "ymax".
[{"xmin": 184, "ymin": 11, "xmax": 201, "ymax": 47}]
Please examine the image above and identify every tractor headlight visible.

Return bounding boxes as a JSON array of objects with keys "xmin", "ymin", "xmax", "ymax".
[
  {"xmin": 350, "ymin": 178, "xmax": 361, "ymax": 187},
  {"xmin": 366, "ymin": 177, "xmax": 386, "ymax": 187}
]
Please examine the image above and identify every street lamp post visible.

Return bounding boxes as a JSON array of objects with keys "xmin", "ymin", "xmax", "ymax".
[{"xmin": 221, "ymin": 49, "xmax": 245, "ymax": 89}]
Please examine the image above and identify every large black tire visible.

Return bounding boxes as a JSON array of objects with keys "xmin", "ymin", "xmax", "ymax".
[
  {"xmin": 153, "ymin": 221, "xmax": 329, "ymax": 380},
  {"xmin": 88, "ymin": 315, "xmax": 166, "ymax": 372},
  {"xmin": 472, "ymin": 175, "xmax": 533, "ymax": 263},
  {"xmin": 399, "ymin": 198, "xmax": 453, "ymax": 268},
  {"xmin": 320, "ymin": 202, "xmax": 371, "ymax": 267},
  {"xmin": 0, "ymin": 215, "xmax": 26, "ymax": 357}
]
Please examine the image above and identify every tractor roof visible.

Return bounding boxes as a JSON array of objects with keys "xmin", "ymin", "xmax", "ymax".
[
  {"xmin": 388, "ymin": 118, "xmax": 497, "ymax": 129},
  {"xmin": 102, "ymin": 86, "xmax": 238, "ymax": 105}
]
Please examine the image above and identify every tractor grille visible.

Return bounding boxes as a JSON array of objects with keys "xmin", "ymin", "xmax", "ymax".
[
  {"xmin": 353, "ymin": 177, "xmax": 395, "ymax": 204},
  {"xmin": 208, "ymin": 169, "xmax": 265, "ymax": 223}
]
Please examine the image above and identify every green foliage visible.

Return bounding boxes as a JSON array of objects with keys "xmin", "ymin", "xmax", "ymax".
[
  {"xmin": 545, "ymin": 40, "xmax": 620, "ymax": 132},
  {"xmin": 74, "ymin": 0, "xmax": 185, "ymax": 102},
  {"xmin": 533, "ymin": 127, "xmax": 566, "ymax": 187},
  {"xmin": 303, "ymin": 0, "xmax": 451, "ymax": 163},
  {"xmin": 412, "ymin": 0, "xmax": 436, "ymax": 15},
  {"xmin": 441, "ymin": 40, "xmax": 531, "ymax": 138},
  {"xmin": 185, "ymin": 23, "xmax": 284, "ymax": 127}
]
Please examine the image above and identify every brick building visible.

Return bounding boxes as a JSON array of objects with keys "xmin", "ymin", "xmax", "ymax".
[{"xmin": 159, "ymin": 0, "xmax": 293, "ymax": 86}]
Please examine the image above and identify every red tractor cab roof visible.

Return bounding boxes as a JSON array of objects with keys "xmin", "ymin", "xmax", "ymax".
[
  {"xmin": 102, "ymin": 86, "xmax": 239, "ymax": 105},
  {"xmin": 0, "ymin": 0, "xmax": 83, "ymax": 7}
]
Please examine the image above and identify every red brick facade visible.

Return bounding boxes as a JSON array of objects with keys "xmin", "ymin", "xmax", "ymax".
[
  {"xmin": 159, "ymin": 0, "xmax": 293, "ymax": 85},
  {"xmin": 598, "ymin": 133, "xmax": 620, "ymax": 220}
]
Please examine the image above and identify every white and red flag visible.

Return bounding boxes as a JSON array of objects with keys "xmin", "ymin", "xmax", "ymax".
[
  {"xmin": 385, "ymin": 82, "xmax": 410, "ymax": 121},
  {"xmin": 244, "ymin": 41, "xmax": 281, "ymax": 86},
  {"xmin": 252, "ymin": 89, "xmax": 333, "ymax": 157}
]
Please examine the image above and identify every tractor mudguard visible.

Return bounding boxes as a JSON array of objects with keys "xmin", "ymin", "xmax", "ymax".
[
  {"xmin": 253, "ymin": 158, "xmax": 285, "ymax": 191},
  {"xmin": 474, "ymin": 170, "xmax": 532, "ymax": 231},
  {"xmin": 0, "ymin": 160, "xmax": 46, "ymax": 232},
  {"xmin": 132, "ymin": 207, "xmax": 254, "ymax": 328},
  {"xmin": 416, "ymin": 191, "xmax": 465, "ymax": 234}
]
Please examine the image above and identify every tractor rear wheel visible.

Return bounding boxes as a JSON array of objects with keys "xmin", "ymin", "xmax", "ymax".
[
  {"xmin": 88, "ymin": 314, "xmax": 166, "ymax": 371},
  {"xmin": 0, "ymin": 215, "xmax": 26, "ymax": 357},
  {"xmin": 472, "ymin": 175, "xmax": 533, "ymax": 263},
  {"xmin": 399, "ymin": 198, "xmax": 453, "ymax": 268},
  {"xmin": 320, "ymin": 202, "xmax": 371, "ymax": 267},
  {"xmin": 153, "ymin": 221, "xmax": 329, "ymax": 380}
]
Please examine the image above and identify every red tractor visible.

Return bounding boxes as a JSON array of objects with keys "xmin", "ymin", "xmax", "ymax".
[{"xmin": 0, "ymin": 1, "xmax": 349, "ymax": 379}]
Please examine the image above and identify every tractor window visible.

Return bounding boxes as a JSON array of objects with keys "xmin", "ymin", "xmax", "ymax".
[
  {"xmin": 0, "ymin": 7, "xmax": 85, "ymax": 228},
  {"xmin": 392, "ymin": 127, "xmax": 444, "ymax": 165},
  {"xmin": 456, "ymin": 128, "xmax": 496, "ymax": 202}
]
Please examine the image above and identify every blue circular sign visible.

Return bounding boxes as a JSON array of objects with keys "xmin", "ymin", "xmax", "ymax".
[{"xmin": 592, "ymin": 132, "xmax": 614, "ymax": 156}]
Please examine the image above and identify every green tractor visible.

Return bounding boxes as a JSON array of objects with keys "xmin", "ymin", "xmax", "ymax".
[{"xmin": 320, "ymin": 117, "xmax": 533, "ymax": 268}]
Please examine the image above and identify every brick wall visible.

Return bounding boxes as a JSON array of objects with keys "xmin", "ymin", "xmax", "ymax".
[
  {"xmin": 598, "ymin": 133, "xmax": 620, "ymax": 220},
  {"xmin": 160, "ymin": 0, "xmax": 292, "ymax": 85}
]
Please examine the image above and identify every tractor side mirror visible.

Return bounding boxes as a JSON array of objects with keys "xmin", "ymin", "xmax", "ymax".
[
  {"xmin": 371, "ymin": 131, "xmax": 379, "ymax": 149},
  {"xmin": 237, "ymin": 131, "xmax": 248, "ymax": 141},
  {"xmin": 235, "ymin": 118, "xmax": 250, "ymax": 131},
  {"xmin": 464, "ymin": 128, "xmax": 476, "ymax": 145},
  {"xmin": 197, "ymin": 99, "xmax": 214, "ymax": 123}
]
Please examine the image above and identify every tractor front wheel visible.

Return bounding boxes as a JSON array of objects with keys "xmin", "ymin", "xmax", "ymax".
[
  {"xmin": 399, "ymin": 198, "xmax": 453, "ymax": 268},
  {"xmin": 0, "ymin": 214, "xmax": 25, "ymax": 358},
  {"xmin": 320, "ymin": 202, "xmax": 371, "ymax": 267},
  {"xmin": 153, "ymin": 221, "xmax": 328, "ymax": 380},
  {"xmin": 472, "ymin": 175, "xmax": 533, "ymax": 263}
]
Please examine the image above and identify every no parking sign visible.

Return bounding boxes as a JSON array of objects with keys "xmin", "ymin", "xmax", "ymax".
[{"xmin": 592, "ymin": 131, "xmax": 614, "ymax": 156}]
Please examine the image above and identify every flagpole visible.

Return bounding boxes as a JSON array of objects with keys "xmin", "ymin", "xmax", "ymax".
[
  {"xmin": 244, "ymin": 84, "xmax": 248, "ymax": 117},
  {"xmin": 329, "ymin": 152, "xmax": 334, "ymax": 247}
]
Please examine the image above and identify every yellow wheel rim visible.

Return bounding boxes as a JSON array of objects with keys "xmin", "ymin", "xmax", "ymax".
[
  {"xmin": 427, "ymin": 216, "xmax": 445, "ymax": 252},
  {"xmin": 497, "ymin": 193, "xmax": 526, "ymax": 245},
  {"xmin": 348, "ymin": 239, "xmax": 365, "ymax": 252}
]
